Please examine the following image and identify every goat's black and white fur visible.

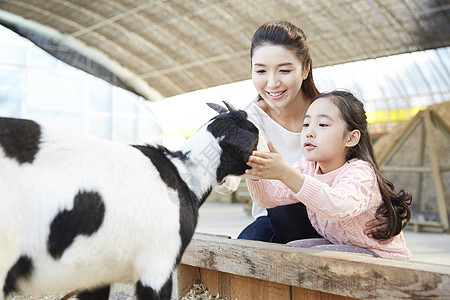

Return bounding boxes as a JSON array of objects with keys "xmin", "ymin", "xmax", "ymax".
[{"xmin": 0, "ymin": 102, "xmax": 260, "ymax": 300}]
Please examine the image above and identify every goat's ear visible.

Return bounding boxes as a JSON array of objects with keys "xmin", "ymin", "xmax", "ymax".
[{"xmin": 207, "ymin": 102, "xmax": 228, "ymax": 114}]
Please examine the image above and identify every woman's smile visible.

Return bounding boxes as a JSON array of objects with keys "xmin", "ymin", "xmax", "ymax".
[{"xmin": 267, "ymin": 90, "xmax": 286, "ymax": 99}]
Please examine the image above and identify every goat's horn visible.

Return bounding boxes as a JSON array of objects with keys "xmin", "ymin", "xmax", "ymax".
[
  {"xmin": 223, "ymin": 101, "xmax": 238, "ymax": 112},
  {"xmin": 207, "ymin": 102, "xmax": 228, "ymax": 114}
]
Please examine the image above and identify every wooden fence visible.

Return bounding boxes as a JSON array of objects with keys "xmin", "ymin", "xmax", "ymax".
[{"xmin": 178, "ymin": 234, "xmax": 450, "ymax": 299}]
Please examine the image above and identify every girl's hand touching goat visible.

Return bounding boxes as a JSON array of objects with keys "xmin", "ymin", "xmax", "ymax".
[{"xmin": 246, "ymin": 140, "xmax": 305, "ymax": 194}]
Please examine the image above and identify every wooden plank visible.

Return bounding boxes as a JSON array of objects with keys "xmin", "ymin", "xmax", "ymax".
[
  {"xmin": 218, "ymin": 271, "xmax": 231, "ymax": 299},
  {"xmin": 416, "ymin": 121, "xmax": 426, "ymax": 221},
  {"xmin": 177, "ymin": 264, "xmax": 201, "ymax": 298},
  {"xmin": 413, "ymin": 223, "xmax": 422, "ymax": 233},
  {"xmin": 409, "ymin": 220, "xmax": 444, "ymax": 227},
  {"xmin": 227, "ymin": 274, "xmax": 291, "ymax": 300},
  {"xmin": 181, "ymin": 234, "xmax": 450, "ymax": 299},
  {"xmin": 178, "ymin": 266, "xmax": 355, "ymax": 300},
  {"xmin": 424, "ymin": 110, "xmax": 449, "ymax": 229},
  {"xmin": 378, "ymin": 111, "xmax": 424, "ymax": 165},
  {"xmin": 200, "ymin": 268, "xmax": 220, "ymax": 296},
  {"xmin": 380, "ymin": 165, "xmax": 432, "ymax": 172},
  {"xmin": 264, "ymin": 280, "xmax": 291, "ymax": 300},
  {"xmin": 292, "ymin": 286, "xmax": 352, "ymax": 300},
  {"xmin": 431, "ymin": 109, "xmax": 450, "ymax": 140},
  {"xmin": 380, "ymin": 165, "xmax": 450, "ymax": 172}
]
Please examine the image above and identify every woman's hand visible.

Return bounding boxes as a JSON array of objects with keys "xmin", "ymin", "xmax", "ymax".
[{"xmin": 364, "ymin": 212, "xmax": 393, "ymax": 244}]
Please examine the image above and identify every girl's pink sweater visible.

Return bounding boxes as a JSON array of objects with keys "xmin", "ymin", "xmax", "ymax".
[{"xmin": 246, "ymin": 158, "xmax": 411, "ymax": 259}]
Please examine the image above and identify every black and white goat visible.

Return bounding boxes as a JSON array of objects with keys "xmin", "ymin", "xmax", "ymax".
[{"xmin": 0, "ymin": 102, "xmax": 260, "ymax": 300}]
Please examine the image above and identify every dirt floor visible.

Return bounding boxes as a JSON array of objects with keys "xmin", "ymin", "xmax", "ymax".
[
  {"xmin": 8, "ymin": 282, "xmax": 222, "ymax": 300},
  {"xmin": 7, "ymin": 282, "xmax": 136, "ymax": 300}
]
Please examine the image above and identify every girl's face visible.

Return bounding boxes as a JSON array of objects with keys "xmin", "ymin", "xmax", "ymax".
[
  {"xmin": 301, "ymin": 97, "xmax": 359, "ymax": 173},
  {"xmin": 252, "ymin": 45, "xmax": 308, "ymax": 110}
]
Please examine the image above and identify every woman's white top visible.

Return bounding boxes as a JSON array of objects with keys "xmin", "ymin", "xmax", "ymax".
[{"xmin": 215, "ymin": 100, "xmax": 304, "ymax": 218}]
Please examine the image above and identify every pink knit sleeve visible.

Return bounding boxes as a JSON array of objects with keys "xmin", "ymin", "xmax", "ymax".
[
  {"xmin": 245, "ymin": 160, "xmax": 307, "ymax": 208},
  {"xmin": 294, "ymin": 161, "xmax": 378, "ymax": 220}
]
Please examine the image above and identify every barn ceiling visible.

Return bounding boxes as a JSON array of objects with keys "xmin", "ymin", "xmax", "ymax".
[{"xmin": 0, "ymin": 0, "xmax": 449, "ymax": 101}]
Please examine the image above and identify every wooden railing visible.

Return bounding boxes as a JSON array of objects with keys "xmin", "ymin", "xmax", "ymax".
[{"xmin": 177, "ymin": 234, "xmax": 450, "ymax": 299}]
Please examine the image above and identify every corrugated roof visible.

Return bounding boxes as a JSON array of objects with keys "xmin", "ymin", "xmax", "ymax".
[{"xmin": 0, "ymin": 0, "xmax": 449, "ymax": 100}]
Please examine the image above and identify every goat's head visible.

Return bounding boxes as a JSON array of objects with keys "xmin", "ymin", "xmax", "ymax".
[{"xmin": 206, "ymin": 101, "xmax": 260, "ymax": 182}]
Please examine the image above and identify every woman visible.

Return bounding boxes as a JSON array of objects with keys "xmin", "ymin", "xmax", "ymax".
[{"xmin": 217, "ymin": 21, "xmax": 386, "ymax": 243}]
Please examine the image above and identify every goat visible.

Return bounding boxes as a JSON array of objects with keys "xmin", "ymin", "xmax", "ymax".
[{"xmin": 0, "ymin": 101, "xmax": 260, "ymax": 300}]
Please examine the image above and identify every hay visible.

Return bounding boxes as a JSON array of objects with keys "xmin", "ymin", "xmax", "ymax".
[{"xmin": 180, "ymin": 283, "xmax": 224, "ymax": 300}]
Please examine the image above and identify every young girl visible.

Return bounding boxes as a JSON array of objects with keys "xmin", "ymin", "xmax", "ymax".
[{"xmin": 245, "ymin": 90, "xmax": 412, "ymax": 259}]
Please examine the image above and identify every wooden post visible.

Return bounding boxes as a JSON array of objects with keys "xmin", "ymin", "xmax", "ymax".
[
  {"xmin": 378, "ymin": 111, "xmax": 423, "ymax": 165},
  {"xmin": 424, "ymin": 110, "xmax": 449, "ymax": 230},
  {"xmin": 417, "ymin": 122, "xmax": 426, "ymax": 205},
  {"xmin": 431, "ymin": 109, "xmax": 450, "ymax": 140}
]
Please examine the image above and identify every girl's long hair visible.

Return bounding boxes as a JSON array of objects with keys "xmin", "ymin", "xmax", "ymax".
[
  {"xmin": 313, "ymin": 90, "xmax": 412, "ymax": 239},
  {"xmin": 251, "ymin": 21, "xmax": 319, "ymax": 100}
]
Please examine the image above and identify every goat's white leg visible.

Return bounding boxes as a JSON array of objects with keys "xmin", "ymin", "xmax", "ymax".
[
  {"xmin": 133, "ymin": 249, "xmax": 176, "ymax": 300},
  {"xmin": 0, "ymin": 251, "xmax": 7, "ymax": 300},
  {"xmin": 0, "ymin": 236, "xmax": 20, "ymax": 300},
  {"xmin": 1, "ymin": 256, "xmax": 28, "ymax": 300},
  {"xmin": 135, "ymin": 273, "xmax": 172, "ymax": 300},
  {"xmin": 0, "ymin": 266, "xmax": 5, "ymax": 300}
]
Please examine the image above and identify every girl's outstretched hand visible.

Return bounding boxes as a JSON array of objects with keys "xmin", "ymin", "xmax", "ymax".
[
  {"xmin": 246, "ymin": 140, "xmax": 305, "ymax": 194},
  {"xmin": 245, "ymin": 140, "xmax": 290, "ymax": 181}
]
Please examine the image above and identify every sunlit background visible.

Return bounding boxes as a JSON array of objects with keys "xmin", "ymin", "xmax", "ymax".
[{"xmin": 1, "ymin": 25, "xmax": 449, "ymax": 150}]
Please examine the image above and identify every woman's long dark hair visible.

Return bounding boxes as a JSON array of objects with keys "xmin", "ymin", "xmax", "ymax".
[
  {"xmin": 251, "ymin": 21, "xmax": 319, "ymax": 100},
  {"xmin": 312, "ymin": 90, "xmax": 412, "ymax": 239}
]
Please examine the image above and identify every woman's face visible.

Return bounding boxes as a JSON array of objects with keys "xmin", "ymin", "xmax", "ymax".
[{"xmin": 252, "ymin": 44, "xmax": 308, "ymax": 110}]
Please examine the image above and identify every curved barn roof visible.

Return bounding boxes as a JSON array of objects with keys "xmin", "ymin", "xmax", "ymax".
[{"xmin": 0, "ymin": 0, "xmax": 449, "ymax": 100}]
